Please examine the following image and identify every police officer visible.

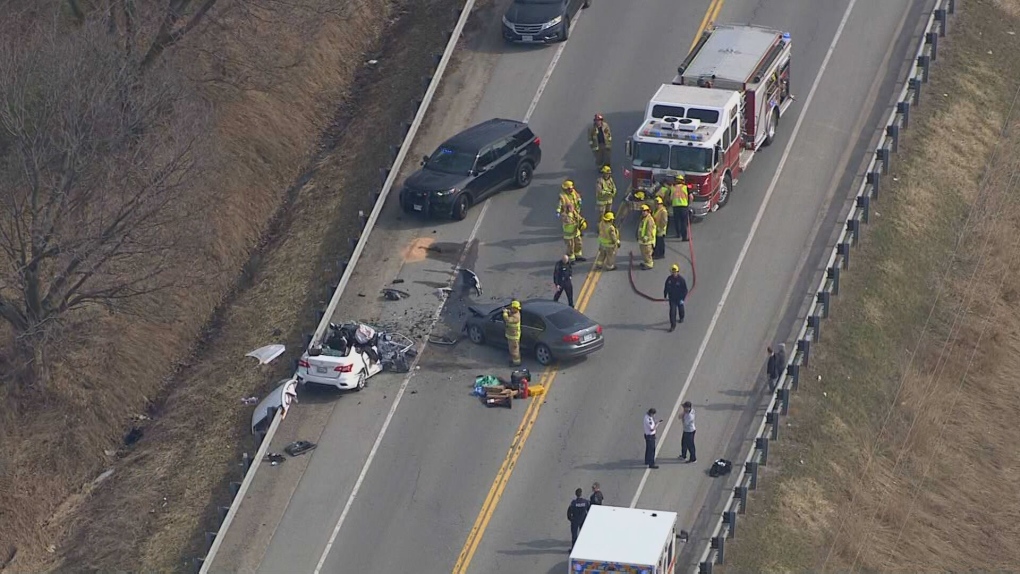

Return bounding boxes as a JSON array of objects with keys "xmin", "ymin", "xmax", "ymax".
[
  {"xmin": 664, "ymin": 264, "xmax": 689, "ymax": 332},
  {"xmin": 652, "ymin": 196, "xmax": 669, "ymax": 259},
  {"xmin": 567, "ymin": 487, "xmax": 591, "ymax": 549},
  {"xmin": 504, "ymin": 300, "xmax": 522, "ymax": 366},
  {"xmin": 669, "ymin": 174, "xmax": 690, "ymax": 241},
  {"xmin": 590, "ymin": 482, "xmax": 604, "ymax": 505},
  {"xmin": 589, "ymin": 114, "xmax": 612, "ymax": 169},
  {"xmin": 553, "ymin": 254, "xmax": 574, "ymax": 307}
]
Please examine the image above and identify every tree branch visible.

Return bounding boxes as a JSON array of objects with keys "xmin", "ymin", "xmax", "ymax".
[{"xmin": 139, "ymin": 0, "xmax": 217, "ymax": 70}]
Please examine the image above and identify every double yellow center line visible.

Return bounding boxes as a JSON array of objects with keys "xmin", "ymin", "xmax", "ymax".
[{"xmin": 451, "ymin": 2, "xmax": 724, "ymax": 571}]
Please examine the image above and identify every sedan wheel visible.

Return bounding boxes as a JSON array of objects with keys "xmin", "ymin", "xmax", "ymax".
[
  {"xmin": 535, "ymin": 343, "xmax": 553, "ymax": 366},
  {"xmin": 468, "ymin": 325, "xmax": 485, "ymax": 345},
  {"xmin": 353, "ymin": 369, "xmax": 367, "ymax": 391}
]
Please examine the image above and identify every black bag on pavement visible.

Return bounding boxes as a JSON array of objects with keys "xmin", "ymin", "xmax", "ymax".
[{"xmin": 709, "ymin": 459, "xmax": 733, "ymax": 478}]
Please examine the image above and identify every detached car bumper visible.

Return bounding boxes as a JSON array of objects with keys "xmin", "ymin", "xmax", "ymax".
[{"xmin": 502, "ymin": 22, "xmax": 565, "ymax": 43}]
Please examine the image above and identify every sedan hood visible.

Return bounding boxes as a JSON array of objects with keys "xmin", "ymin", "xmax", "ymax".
[
  {"xmin": 404, "ymin": 168, "xmax": 469, "ymax": 192},
  {"xmin": 468, "ymin": 303, "xmax": 505, "ymax": 317},
  {"xmin": 504, "ymin": 1, "xmax": 564, "ymax": 25}
]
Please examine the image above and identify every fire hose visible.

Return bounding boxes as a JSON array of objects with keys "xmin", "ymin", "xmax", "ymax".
[{"xmin": 627, "ymin": 211, "xmax": 697, "ymax": 302}]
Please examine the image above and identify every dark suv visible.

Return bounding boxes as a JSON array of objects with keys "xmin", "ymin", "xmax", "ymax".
[
  {"xmin": 502, "ymin": 0, "xmax": 589, "ymax": 44},
  {"xmin": 400, "ymin": 118, "xmax": 542, "ymax": 220}
]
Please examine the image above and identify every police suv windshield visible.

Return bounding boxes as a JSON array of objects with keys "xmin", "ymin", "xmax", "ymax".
[
  {"xmin": 631, "ymin": 142, "xmax": 670, "ymax": 169},
  {"xmin": 670, "ymin": 146, "xmax": 714, "ymax": 173},
  {"xmin": 426, "ymin": 145, "xmax": 477, "ymax": 175}
]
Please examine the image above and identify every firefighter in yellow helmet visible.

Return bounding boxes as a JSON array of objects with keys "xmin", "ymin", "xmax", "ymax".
[
  {"xmin": 589, "ymin": 113, "xmax": 612, "ymax": 170},
  {"xmin": 503, "ymin": 300, "xmax": 523, "ymax": 366},
  {"xmin": 668, "ymin": 173, "xmax": 691, "ymax": 241},
  {"xmin": 637, "ymin": 204, "xmax": 656, "ymax": 270},
  {"xmin": 594, "ymin": 211, "xmax": 621, "ymax": 271},
  {"xmin": 595, "ymin": 165, "xmax": 617, "ymax": 220},
  {"xmin": 561, "ymin": 201, "xmax": 585, "ymax": 262},
  {"xmin": 652, "ymin": 196, "xmax": 669, "ymax": 260},
  {"xmin": 557, "ymin": 180, "xmax": 582, "ymax": 216}
]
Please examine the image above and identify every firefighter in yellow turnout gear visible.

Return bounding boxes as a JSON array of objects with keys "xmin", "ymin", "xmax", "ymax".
[
  {"xmin": 557, "ymin": 180, "xmax": 583, "ymax": 217},
  {"xmin": 561, "ymin": 202, "xmax": 585, "ymax": 262},
  {"xmin": 595, "ymin": 165, "xmax": 617, "ymax": 220},
  {"xmin": 589, "ymin": 114, "xmax": 612, "ymax": 170},
  {"xmin": 504, "ymin": 300, "xmax": 522, "ymax": 367},
  {"xmin": 638, "ymin": 204, "xmax": 656, "ymax": 270},
  {"xmin": 594, "ymin": 211, "xmax": 621, "ymax": 271},
  {"xmin": 652, "ymin": 196, "xmax": 669, "ymax": 259}
]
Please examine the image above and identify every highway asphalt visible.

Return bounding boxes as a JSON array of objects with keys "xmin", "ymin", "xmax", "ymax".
[{"xmin": 210, "ymin": 0, "xmax": 928, "ymax": 572}]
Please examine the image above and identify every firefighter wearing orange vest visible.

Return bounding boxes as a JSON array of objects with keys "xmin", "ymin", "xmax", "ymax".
[
  {"xmin": 653, "ymin": 196, "xmax": 669, "ymax": 259},
  {"xmin": 561, "ymin": 202, "xmax": 585, "ymax": 262},
  {"xmin": 595, "ymin": 165, "xmax": 617, "ymax": 219},
  {"xmin": 638, "ymin": 204, "xmax": 656, "ymax": 270},
  {"xmin": 668, "ymin": 173, "xmax": 690, "ymax": 241}
]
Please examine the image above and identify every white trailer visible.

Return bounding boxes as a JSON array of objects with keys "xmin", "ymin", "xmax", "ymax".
[{"xmin": 568, "ymin": 506, "xmax": 679, "ymax": 574}]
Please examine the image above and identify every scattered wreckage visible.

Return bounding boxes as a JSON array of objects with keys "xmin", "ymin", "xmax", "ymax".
[{"xmin": 296, "ymin": 321, "xmax": 417, "ymax": 391}]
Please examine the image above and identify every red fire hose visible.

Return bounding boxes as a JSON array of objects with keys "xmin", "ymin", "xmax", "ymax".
[{"xmin": 627, "ymin": 211, "xmax": 697, "ymax": 302}]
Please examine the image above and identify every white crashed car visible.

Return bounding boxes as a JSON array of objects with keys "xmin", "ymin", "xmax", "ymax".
[{"xmin": 296, "ymin": 322, "xmax": 415, "ymax": 391}]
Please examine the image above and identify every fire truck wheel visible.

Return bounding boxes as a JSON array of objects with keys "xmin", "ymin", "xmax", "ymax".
[
  {"xmin": 764, "ymin": 108, "xmax": 778, "ymax": 147},
  {"xmin": 717, "ymin": 173, "xmax": 732, "ymax": 208}
]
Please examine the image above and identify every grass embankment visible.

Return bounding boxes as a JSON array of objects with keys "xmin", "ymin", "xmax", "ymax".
[
  {"xmin": 725, "ymin": 0, "xmax": 1020, "ymax": 571},
  {"xmin": 0, "ymin": 0, "xmax": 458, "ymax": 571}
]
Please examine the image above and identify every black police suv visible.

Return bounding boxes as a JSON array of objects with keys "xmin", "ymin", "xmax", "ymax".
[
  {"xmin": 400, "ymin": 118, "xmax": 542, "ymax": 220},
  {"xmin": 502, "ymin": 0, "xmax": 590, "ymax": 44}
]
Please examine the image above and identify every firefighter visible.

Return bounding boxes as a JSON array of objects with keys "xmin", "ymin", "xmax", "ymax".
[
  {"xmin": 504, "ymin": 300, "xmax": 522, "ymax": 367},
  {"xmin": 653, "ymin": 196, "xmax": 669, "ymax": 259},
  {"xmin": 561, "ymin": 202, "xmax": 585, "ymax": 262},
  {"xmin": 588, "ymin": 114, "xmax": 612, "ymax": 170},
  {"xmin": 557, "ymin": 179, "xmax": 583, "ymax": 218},
  {"xmin": 594, "ymin": 211, "xmax": 621, "ymax": 271},
  {"xmin": 638, "ymin": 204, "xmax": 656, "ymax": 270},
  {"xmin": 595, "ymin": 165, "xmax": 617, "ymax": 219},
  {"xmin": 669, "ymin": 173, "xmax": 690, "ymax": 241}
]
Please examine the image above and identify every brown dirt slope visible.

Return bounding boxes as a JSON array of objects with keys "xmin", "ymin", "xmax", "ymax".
[
  {"xmin": 724, "ymin": 0, "xmax": 1020, "ymax": 571},
  {"xmin": 0, "ymin": 0, "xmax": 460, "ymax": 572}
]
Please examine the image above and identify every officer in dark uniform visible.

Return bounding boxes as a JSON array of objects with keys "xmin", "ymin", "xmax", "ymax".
[
  {"xmin": 664, "ymin": 264, "xmax": 689, "ymax": 332},
  {"xmin": 553, "ymin": 255, "xmax": 575, "ymax": 307},
  {"xmin": 590, "ymin": 482, "xmax": 604, "ymax": 505},
  {"xmin": 567, "ymin": 487, "xmax": 590, "ymax": 550}
]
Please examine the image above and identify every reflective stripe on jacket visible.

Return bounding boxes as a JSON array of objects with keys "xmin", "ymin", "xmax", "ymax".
[
  {"xmin": 598, "ymin": 221, "xmax": 620, "ymax": 246},
  {"xmin": 503, "ymin": 309, "xmax": 521, "ymax": 340},
  {"xmin": 654, "ymin": 206, "xmax": 669, "ymax": 235},
  {"xmin": 638, "ymin": 214, "xmax": 655, "ymax": 244},
  {"xmin": 670, "ymin": 183, "xmax": 690, "ymax": 207},
  {"xmin": 588, "ymin": 123, "xmax": 612, "ymax": 149},
  {"xmin": 596, "ymin": 178, "xmax": 617, "ymax": 204}
]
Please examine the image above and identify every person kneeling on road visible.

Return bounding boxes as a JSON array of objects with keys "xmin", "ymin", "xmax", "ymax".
[{"xmin": 664, "ymin": 264, "xmax": 689, "ymax": 332}]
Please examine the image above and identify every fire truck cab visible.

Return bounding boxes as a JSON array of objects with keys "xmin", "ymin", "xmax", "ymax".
[{"xmin": 626, "ymin": 24, "xmax": 793, "ymax": 218}]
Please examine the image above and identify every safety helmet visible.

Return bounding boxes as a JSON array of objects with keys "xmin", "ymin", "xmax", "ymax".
[
  {"xmin": 562, "ymin": 180, "xmax": 574, "ymax": 190},
  {"xmin": 675, "ymin": 173, "xmax": 685, "ymax": 182},
  {"xmin": 600, "ymin": 165, "xmax": 612, "ymax": 174},
  {"xmin": 594, "ymin": 114, "xmax": 604, "ymax": 122},
  {"xmin": 603, "ymin": 212, "xmax": 615, "ymax": 222},
  {"xmin": 655, "ymin": 196, "xmax": 664, "ymax": 204},
  {"xmin": 640, "ymin": 204, "xmax": 650, "ymax": 212},
  {"xmin": 634, "ymin": 191, "xmax": 645, "ymax": 200},
  {"xmin": 671, "ymin": 264, "xmax": 680, "ymax": 273},
  {"xmin": 510, "ymin": 300, "xmax": 521, "ymax": 310}
]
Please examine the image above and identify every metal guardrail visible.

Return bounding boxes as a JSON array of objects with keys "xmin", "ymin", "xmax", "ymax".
[
  {"xmin": 695, "ymin": 0, "xmax": 956, "ymax": 571},
  {"xmin": 195, "ymin": 1, "xmax": 479, "ymax": 571}
]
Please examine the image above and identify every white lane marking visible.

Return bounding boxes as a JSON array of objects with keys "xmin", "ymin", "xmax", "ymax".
[
  {"xmin": 628, "ymin": 0, "xmax": 859, "ymax": 509},
  {"xmin": 312, "ymin": 15, "xmax": 583, "ymax": 573}
]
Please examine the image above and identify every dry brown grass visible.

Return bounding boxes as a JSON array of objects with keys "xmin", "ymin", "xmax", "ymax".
[
  {"xmin": 724, "ymin": 0, "xmax": 1020, "ymax": 571},
  {"xmin": 0, "ymin": 0, "xmax": 459, "ymax": 571}
]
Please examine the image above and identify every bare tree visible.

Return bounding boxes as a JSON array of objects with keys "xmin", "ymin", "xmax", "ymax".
[{"xmin": 0, "ymin": 16, "xmax": 208, "ymax": 367}]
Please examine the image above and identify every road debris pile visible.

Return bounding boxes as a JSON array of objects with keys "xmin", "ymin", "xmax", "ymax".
[
  {"xmin": 472, "ymin": 368, "xmax": 545, "ymax": 409},
  {"xmin": 325, "ymin": 321, "xmax": 417, "ymax": 373}
]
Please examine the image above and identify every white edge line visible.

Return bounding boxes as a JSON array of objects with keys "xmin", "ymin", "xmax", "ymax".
[
  {"xmin": 629, "ymin": 0, "xmax": 859, "ymax": 511},
  {"xmin": 200, "ymin": 1, "xmax": 478, "ymax": 572},
  {"xmin": 312, "ymin": 12, "xmax": 582, "ymax": 572}
]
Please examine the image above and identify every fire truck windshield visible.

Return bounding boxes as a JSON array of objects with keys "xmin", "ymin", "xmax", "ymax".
[
  {"xmin": 631, "ymin": 141, "xmax": 670, "ymax": 169},
  {"xmin": 670, "ymin": 145, "xmax": 713, "ymax": 173}
]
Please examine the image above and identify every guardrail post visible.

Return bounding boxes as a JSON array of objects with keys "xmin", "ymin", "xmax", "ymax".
[
  {"xmin": 917, "ymin": 54, "xmax": 931, "ymax": 83},
  {"xmin": 867, "ymin": 171, "xmax": 881, "ymax": 201},
  {"xmin": 887, "ymin": 124, "xmax": 900, "ymax": 153},
  {"xmin": 712, "ymin": 536, "xmax": 725, "ymax": 564},
  {"xmin": 421, "ymin": 75, "xmax": 433, "ymax": 90},
  {"xmin": 767, "ymin": 410, "xmax": 780, "ymax": 440},
  {"xmin": 798, "ymin": 338, "xmax": 811, "ymax": 367},
  {"xmin": 735, "ymin": 484, "xmax": 749, "ymax": 511},
  {"xmin": 857, "ymin": 195, "xmax": 870, "ymax": 225},
  {"xmin": 723, "ymin": 511, "xmax": 737, "ymax": 539},
  {"xmin": 431, "ymin": 52, "xmax": 443, "ymax": 67},
  {"xmin": 897, "ymin": 101, "xmax": 911, "ymax": 129},
  {"xmin": 358, "ymin": 210, "xmax": 369, "ymax": 228},
  {"xmin": 348, "ymin": 237, "xmax": 359, "ymax": 250},
  {"xmin": 192, "ymin": 557, "xmax": 204, "ymax": 574},
  {"xmin": 400, "ymin": 122, "xmax": 411, "ymax": 139},
  {"xmin": 910, "ymin": 77, "xmax": 922, "ymax": 105},
  {"xmin": 828, "ymin": 265, "xmax": 840, "ymax": 295},
  {"xmin": 756, "ymin": 436, "xmax": 770, "ymax": 465},
  {"xmin": 779, "ymin": 387, "xmax": 791, "ymax": 416},
  {"xmin": 204, "ymin": 531, "xmax": 217, "ymax": 551},
  {"xmin": 947, "ymin": 0, "xmax": 955, "ymax": 15},
  {"xmin": 229, "ymin": 481, "xmax": 241, "ymax": 498},
  {"xmin": 746, "ymin": 461, "xmax": 759, "ymax": 489},
  {"xmin": 846, "ymin": 218, "xmax": 860, "ymax": 244},
  {"xmin": 380, "ymin": 167, "xmax": 391, "ymax": 186},
  {"xmin": 787, "ymin": 362, "xmax": 800, "ymax": 391},
  {"xmin": 927, "ymin": 30, "xmax": 939, "ymax": 62},
  {"xmin": 837, "ymin": 242, "xmax": 851, "ymax": 269},
  {"xmin": 255, "ymin": 430, "xmax": 266, "ymax": 450},
  {"xmin": 241, "ymin": 452, "xmax": 252, "ymax": 473},
  {"xmin": 389, "ymin": 145, "xmax": 400, "ymax": 161},
  {"xmin": 876, "ymin": 147, "xmax": 891, "ymax": 174},
  {"xmin": 808, "ymin": 315, "xmax": 821, "ymax": 342},
  {"xmin": 699, "ymin": 561, "xmax": 714, "ymax": 574},
  {"xmin": 817, "ymin": 290, "xmax": 831, "ymax": 318}
]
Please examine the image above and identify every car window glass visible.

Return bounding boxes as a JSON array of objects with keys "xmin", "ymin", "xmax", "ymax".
[
  {"xmin": 512, "ymin": 129, "xmax": 533, "ymax": 149},
  {"xmin": 427, "ymin": 145, "xmax": 476, "ymax": 175},
  {"xmin": 495, "ymin": 136, "xmax": 516, "ymax": 158},
  {"xmin": 521, "ymin": 312, "xmax": 545, "ymax": 330},
  {"xmin": 547, "ymin": 308, "xmax": 585, "ymax": 330},
  {"xmin": 477, "ymin": 145, "xmax": 499, "ymax": 169}
]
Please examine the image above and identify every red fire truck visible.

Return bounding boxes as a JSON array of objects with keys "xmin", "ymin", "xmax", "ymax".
[{"xmin": 624, "ymin": 24, "xmax": 793, "ymax": 218}]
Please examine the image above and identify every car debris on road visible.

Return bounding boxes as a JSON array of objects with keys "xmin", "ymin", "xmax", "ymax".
[{"xmin": 473, "ymin": 369, "xmax": 544, "ymax": 409}]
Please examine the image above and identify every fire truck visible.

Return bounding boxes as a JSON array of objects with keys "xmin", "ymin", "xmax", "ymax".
[
  {"xmin": 568, "ymin": 505, "xmax": 680, "ymax": 574},
  {"xmin": 624, "ymin": 24, "xmax": 793, "ymax": 218}
]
